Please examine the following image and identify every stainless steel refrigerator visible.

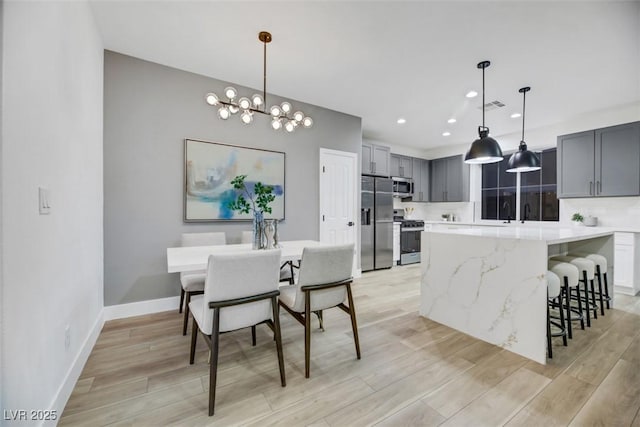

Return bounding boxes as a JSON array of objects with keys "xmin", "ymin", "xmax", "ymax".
[{"xmin": 361, "ymin": 176, "xmax": 393, "ymax": 271}]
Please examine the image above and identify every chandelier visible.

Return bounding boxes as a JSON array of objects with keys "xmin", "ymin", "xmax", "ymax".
[{"xmin": 205, "ymin": 31, "xmax": 313, "ymax": 133}]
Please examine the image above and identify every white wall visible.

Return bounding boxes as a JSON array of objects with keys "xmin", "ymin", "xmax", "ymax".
[{"xmin": 1, "ymin": 1, "xmax": 104, "ymax": 422}]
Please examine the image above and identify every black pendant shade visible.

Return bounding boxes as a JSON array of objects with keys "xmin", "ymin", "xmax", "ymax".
[
  {"xmin": 465, "ymin": 60, "xmax": 504, "ymax": 165},
  {"xmin": 506, "ymin": 86, "xmax": 541, "ymax": 173}
]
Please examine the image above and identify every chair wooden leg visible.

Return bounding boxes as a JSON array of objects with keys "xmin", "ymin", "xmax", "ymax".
[
  {"xmin": 179, "ymin": 288, "xmax": 185, "ymax": 313},
  {"xmin": 251, "ymin": 325, "xmax": 257, "ymax": 346},
  {"xmin": 271, "ymin": 296, "xmax": 286, "ymax": 387},
  {"xmin": 289, "ymin": 261, "xmax": 295, "ymax": 285},
  {"xmin": 183, "ymin": 292, "xmax": 192, "ymax": 336},
  {"xmin": 189, "ymin": 318, "xmax": 198, "ymax": 364},
  {"xmin": 209, "ymin": 308, "xmax": 220, "ymax": 416},
  {"xmin": 304, "ymin": 290, "xmax": 311, "ymax": 378},
  {"xmin": 315, "ymin": 310, "xmax": 324, "ymax": 330},
  {"xmin": 346, "ymin": 283, "xmax": 361, "ymax": 360}
]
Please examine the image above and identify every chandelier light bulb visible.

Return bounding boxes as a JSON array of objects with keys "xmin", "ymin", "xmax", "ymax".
[
  {"xmin": 238, "ymin": 97, "xmax": 251, "ymax": 110},
  {"xmin": 252, "ymin": 94, "xmax": 264, "ymax": 107},
  {"xmin": 228, "ymin": 104, "xmax": 239, "ymax": 114},
  {"xmin": 218, "ymin": 107, "xmax": 230, "ymax": 120},
  {"xmin": 281, "ymin": 102, "xmax": 292, "ymax": 114},
  {"xmin": 270, "ymin": 105, "xmax": 282, "ymax": 117},
  {"xmin": 240, "ymin": 111, "xmax": 253, "ymax": 124},
  {"xmin": 271, "ymin": 118, "xmax": 282, "ymax": 130},
  {"xmin": 284, "ymin": 120, "xmax": 296, "ymax": 133},
  {"xmin": 224, "ymin": 87, "xmax": 237, "ymax": 100},
  {"xmin": 302, "ymin": 117, "xmax": 313, "ymax": 128},
  {"xmin": 293, "ymin": 111, "xmax": 304, "ymax": 122},
  {"xmin": 205, "ymin": 93, "xmax": 219, "ymax": 106}
]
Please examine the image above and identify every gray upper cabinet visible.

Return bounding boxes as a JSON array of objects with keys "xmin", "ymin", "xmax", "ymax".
[
  {"xmin": 558, "ymin": 122, "xmax": 640, "ymax": 198},
  {"xmin": 411, "ymin": 158, "xmax": 430, "ymax": 202},
  {"xmin": 390, "ymin": 154, "xmax": 413, "ymax": 178},
  {"xmin": 430, "ymin": 155, "xmax": 470, "ymax": 202},
  {"xmin": 362, "ymin": 142, "xmax": 390, "ymax": 177}
]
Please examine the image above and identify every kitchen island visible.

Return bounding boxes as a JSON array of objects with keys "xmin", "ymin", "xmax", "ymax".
[{"xmin": 420, "ymin": 226, "xmax": 615, "ymax": 364}]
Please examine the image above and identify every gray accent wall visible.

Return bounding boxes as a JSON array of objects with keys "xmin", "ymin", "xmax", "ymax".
[{"xmin": 104, "ymin": 51, "xmax": 362, "ymax": 306}]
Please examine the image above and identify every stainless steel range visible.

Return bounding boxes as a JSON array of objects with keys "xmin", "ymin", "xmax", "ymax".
[{"xmin": 400, "ymin": 219, "xmax": 425, "ymax": 265}]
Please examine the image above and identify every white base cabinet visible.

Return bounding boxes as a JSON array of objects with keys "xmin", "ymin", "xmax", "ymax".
[{"xmin": 614, "ymin": 232, "xmax": 640, "ymax": 295}]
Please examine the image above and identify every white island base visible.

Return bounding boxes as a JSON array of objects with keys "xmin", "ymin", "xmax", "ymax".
[{"xmin": 420, "ymin": 227, "xmax": 614, "ymax": 365}]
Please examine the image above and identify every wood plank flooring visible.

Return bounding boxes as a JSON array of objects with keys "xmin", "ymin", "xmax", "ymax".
[{"xmin": 60, "ymin": 264, "xmax": 640, "ymax": 426}]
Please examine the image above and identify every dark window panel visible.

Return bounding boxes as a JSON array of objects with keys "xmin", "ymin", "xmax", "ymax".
[
  {"xmin": 541, "ymin": 185, "xmax": 559, "ymax": 221},
  {"xmin": 520, "ymin": 185, "xmax": 541, "ymax": 221},
  {"xmin": 481, "ymin": 189, "xmax": 498, "ymax": 220},
  {"xmin": 521, "ymin": 154, "xmax": 542, "ymax": 187},
  {"xmin": 541, "ymin": 148, "xmax": 557, "ymax": 186},
  {"xmin": 498, "ymin": 158, "xmax": 516, "ymax": 188},
  {"xmin": 482, "ymin": 162, "xmax": 499, "ymax": 189}
]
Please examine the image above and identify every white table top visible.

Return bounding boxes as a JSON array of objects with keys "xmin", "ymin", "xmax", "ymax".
[
  {"xmin": 167, "ymin": 240, "xmax": 326, "ymax": 273},
  {"xmin": 426, "ymin": 225, "xmax": 616, "ymax": 245}
]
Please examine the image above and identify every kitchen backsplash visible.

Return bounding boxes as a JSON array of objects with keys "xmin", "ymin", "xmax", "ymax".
[
  {"xmin": 560, "ymin": 197, "xmax": 640, "ymax": 227},
  {"xmin": 394, "ymin": 199, "xmax": 475, "ymax": 222}
]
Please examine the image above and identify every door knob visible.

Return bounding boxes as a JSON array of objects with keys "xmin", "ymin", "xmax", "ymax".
[{"xmin": 347, "ymin": 221, "xmax": 355, "ymax": 226}]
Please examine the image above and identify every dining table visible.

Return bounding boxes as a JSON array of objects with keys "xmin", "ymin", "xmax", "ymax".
[{"xmin": 166, "ymin": 239, "xmax": 327, "ymax": 274}]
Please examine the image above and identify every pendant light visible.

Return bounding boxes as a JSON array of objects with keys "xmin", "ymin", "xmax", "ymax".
[
  {"xmin": 464, "ymin": 61, "xmax": 504, "ymax": 164},
  {"xmin": 506, "ymin": 87, "xmax": 541, "ymax": 173}
]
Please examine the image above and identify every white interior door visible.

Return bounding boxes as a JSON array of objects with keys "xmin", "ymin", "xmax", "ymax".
[{"xmin": 319, "ymin": 148, "xmax": 358, "ymax": 273}]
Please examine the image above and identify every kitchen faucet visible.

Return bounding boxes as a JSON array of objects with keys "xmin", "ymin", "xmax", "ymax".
[{"xmin": 502, "ymin": 200, "xmax": 512, "ymax": 224}]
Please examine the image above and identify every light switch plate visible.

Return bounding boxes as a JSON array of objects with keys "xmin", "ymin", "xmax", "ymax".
[{"xmin": 39, "ymin": 187, "xmax": 51, "ymax": 215}]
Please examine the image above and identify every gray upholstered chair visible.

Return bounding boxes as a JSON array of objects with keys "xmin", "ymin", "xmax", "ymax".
[
  {"xmin": 241, "ymin": 230, "xmax": 296, "ymax": 284},
  {"xmin": 179, "ymin": 232, "xmax": 226, "ymax": 335},
  {"xmin": 278, "ymin": 243, "xmax": 359, "ymax": 378},
  {"xmin": 188, "ymin": 250, "xmax": 285, "ymax": 416}
]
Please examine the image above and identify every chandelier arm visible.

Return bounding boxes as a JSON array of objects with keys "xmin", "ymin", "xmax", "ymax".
[{"xmin": 263, "ymin": 38, "xmax": 267, "ymax": 108}]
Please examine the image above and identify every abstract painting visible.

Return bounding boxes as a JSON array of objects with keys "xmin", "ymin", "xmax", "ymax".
[{"xmin": 184, "ymin": 139, "xmax": 285, "ymax": 222}]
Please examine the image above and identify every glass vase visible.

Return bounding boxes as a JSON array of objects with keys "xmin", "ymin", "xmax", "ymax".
[{"xmin": 252, "ymin": 211, "xmax": 265, "ymax": 249}]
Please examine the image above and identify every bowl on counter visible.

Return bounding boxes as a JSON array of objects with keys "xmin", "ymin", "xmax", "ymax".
[{"xmin": 583, "ymin": 216, "xmax": 598, "ymax": 227}]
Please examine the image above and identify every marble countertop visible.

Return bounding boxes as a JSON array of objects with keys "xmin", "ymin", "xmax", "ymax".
[
  {"xmin": 426, "ymin": 225, "xmax": 616, "ymax": 244},
  {"xmin": 419, "ymin": 220, "xmax": 640, "ymax": 233}
]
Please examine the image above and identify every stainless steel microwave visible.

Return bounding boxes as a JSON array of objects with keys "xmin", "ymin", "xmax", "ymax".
[{"xmin": 392, "ymin": 177, "xmax": 414, "ymax": 197}]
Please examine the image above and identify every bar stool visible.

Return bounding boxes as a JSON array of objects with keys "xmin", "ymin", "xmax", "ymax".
[
  {"xmin": 546, "ymin": 270, "xmax": 567, "ymax": 359},
  {"xmin": 551, "ymin": 255, "xmax": 597, "ymax": 327},
  {"xmin": 548, "ymin": 260, "xmax": 582, "ymax": 339},
  {"xmin": 570, "ymin": 252, "xmax": 610, "ymax": 315}
]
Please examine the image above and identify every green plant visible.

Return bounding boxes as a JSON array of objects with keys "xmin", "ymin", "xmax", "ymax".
[
  {"xmin": 227, "ymin": 175, "xmax": 275, "ymax": 215},
  {"xmin": 571, "ymin": 212, "xmax": 584, "ymax": 222}
]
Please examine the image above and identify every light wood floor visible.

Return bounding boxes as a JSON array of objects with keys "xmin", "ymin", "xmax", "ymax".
[{"xmin": 61, "ymin": 265, "xmax": 640, "ymax": 426}]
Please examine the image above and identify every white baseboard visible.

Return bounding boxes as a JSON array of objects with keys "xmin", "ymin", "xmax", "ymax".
[
  {"xmin": 103, "ymin": 296, "xmax": 181, "ymax": 321},
  {"xmin": 614, "ymin": 286, "xmax": 640, "ymax": 296},
  {"xmin": 45, "ymin": 311, "xmax": 104, "ymax": 427}
]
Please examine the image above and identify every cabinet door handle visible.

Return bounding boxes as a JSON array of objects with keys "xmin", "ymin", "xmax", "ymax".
[
  {"xmin": 589, "ymin": 181, "xmax": 593, "ymax": 195},
  {"xmin": 420, "ymin": 191, "xmax": 423, "ymax": 200},
  {"xmin": 372, "ymin": 162, "xmax": 376, "ymax": 173},
  {"xmin": 597, "ymin": 180, "xmax": 601, "ymax": 194},
  {"xmin": 370, "ymin": 162, "xmax": 373, "ymax": 173}
]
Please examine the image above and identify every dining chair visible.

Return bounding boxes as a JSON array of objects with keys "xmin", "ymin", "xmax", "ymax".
[
  {"xmin": 188, "ymin": 250, "xmax": 285, "ymax": 416},
  {"xmin": 278, "ymin": 243, "xmax": 359, "ymax": 378},
  {"xmin": 241, "ymin": 230, "xmax": 296, "ymax": 284},
  {"xmin": 179, "ymin": 232, "xmax": 226, "ymax": 335}
]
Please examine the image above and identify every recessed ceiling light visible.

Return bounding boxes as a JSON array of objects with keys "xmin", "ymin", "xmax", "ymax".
[
  {"xmin": 397, "ymin": 118, "xmax": 406, "ymax": 124},
  {"xmin": 511, "ymin": 113, "xmax": 522, "ymax": 118},
  {"xmin": 442, "ymin": 132, "xmax": 451, "ymax": 136},
  {"xmin": 466, "ymin": 90, "xmax": 478, "ymax": 98},
  {"xmin": 447, "ymin": 118, "xmax": 457, "ymax": 124}
]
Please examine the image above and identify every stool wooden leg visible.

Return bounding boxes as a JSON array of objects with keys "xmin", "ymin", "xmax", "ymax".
[
  {"xmin": 590, "ymin": 279, "xmax": 598, "ymax": 319},
  {"xmin": 575, "ymin": 285, "xmax": 585, "ymax": 330},
  {"xmin": 547, "ymin": 296, "xmax": 553, "ymax": 359},
  {"xmin": 596, "ymin": 266, "xmax": 605, "ymax": 315},
  {"xmin": 580, "ymin": 273, "xmax": 589, "ymax": 328},
  {"xmin": 564, "ymin": 279, "xmax": 572, "ymax": 339},
  {"xmin": 179, "ymin": 288, "xmax": 185, "ymax": 313},
  {"xmin": 558, "ymin": 296, "xmax": 568, "ymax": 346}
]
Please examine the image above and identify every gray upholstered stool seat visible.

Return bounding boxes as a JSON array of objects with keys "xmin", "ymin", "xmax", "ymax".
[
  {"xmin": 551, "ymin": 255, "xmax": 598, "ymax": 326},
  {"xmin": 546, "ymin": 270, "xmax": 567, "ymax": 358},
  {"xmin": 548, "ymin": 260, "xmax": 582, "ymax": 339},
  {"xmin": 570, "ymin": 251, "xmax": 610, "ymax": 313}
]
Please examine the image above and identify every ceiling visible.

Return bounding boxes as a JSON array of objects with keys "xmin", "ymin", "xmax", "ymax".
[{"xmin": 89, "ymin": 1, "xmax": 640, "ymax": 151}]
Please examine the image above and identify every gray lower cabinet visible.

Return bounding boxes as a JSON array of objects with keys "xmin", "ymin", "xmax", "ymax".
[
  {"xmin": 411, "ymin": 158, "xmax": 430, "ymax": 202},
  {"xmin": 390, "ymin": 154, "xmax": 413, "ymax": 178},
  {"xmin": 362, "ymin": 142, "xmax": 391, "ymax": 177},
  {"xmin": 558, "ymin": 121, "xmax": 640, "ymax": 198},
  {"xmin": 430, "ymin": 155, "xmax": 470, "ymax": 202}
]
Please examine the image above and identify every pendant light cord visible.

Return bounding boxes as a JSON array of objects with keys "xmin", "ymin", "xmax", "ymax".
[
  {"xmin": 482, "ymin": 65, "xmax": 485, "ymax": 129},
  {"xmin": 521, "ymin": 89, "xmax": 526, "ymax": 142}
]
